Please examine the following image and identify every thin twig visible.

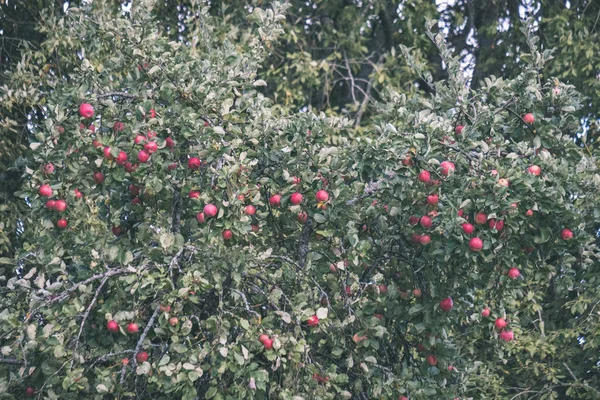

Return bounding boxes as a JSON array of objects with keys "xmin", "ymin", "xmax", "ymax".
[
  {"xmin": 0, "ymin": 358, "xmax": 22, "ymax": 365},
  {"xmin": 230, "ymin": 289, "xmax": 260, "ymax": 318},
  {"xmin": 96, "ymin": 92, "xmax": 138, "ymax": 99}
]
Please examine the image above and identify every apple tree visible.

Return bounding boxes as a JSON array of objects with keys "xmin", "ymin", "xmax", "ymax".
[{"xmin": 1, "ymin": 1, "xmax": 599, "ymax": 399}]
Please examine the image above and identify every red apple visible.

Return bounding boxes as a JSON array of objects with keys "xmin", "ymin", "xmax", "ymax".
[
  {"xmin": 244, "ymin": 205, "xmax": 256, "ymax": 216},
  {"xmin": 127, "ymin": 323, "xmax": 139, "ymax": 334},
  {"xmin": 527, "ymin": 165, "xmax": 541, "ymax": 176},
  {"xmin": 494, "ymin": 317, "xmax": 507, "ymax": 330},
  {"xmin": 411, "ymin": 234, "xmax": 422, "ymax": 244},
  {"xmin": 419, "ymin": 235, "xmax": 431, "ymax": 245},
  {"xmin": 259, "ymin": 334, "xmax": 270, "ymax": 344},
  {"xmin": 113, "ymin": 121, "xmax": 124, "ymax": 132},
  {"xmin": 426, "ymin": 194, "xmax": 439, "ymax": 206},
  {"xmin": 560, "ymin": 228, "xmax": 573, "ymax": 241},
  {"xmin": 188, "ymin": 157, "xmax": 201, "ymax": 170},
  {"xmin": 56, "ymin": 219, "xmax": 68, "ymax": 229},
  {"xmin": 420, "ymin": 215, "xmax": 432, "ymax": 229},
  {"xmin": 263, "ymin": 338, "xmax": 273, "ymax": 350},
  {"xmin": 408, "ymin": 216, "xmax": 420, "ymax": 226},
  {"xmin": 43, "ymin": 163, "xmax": 54, "ymax": 174},
  {"xmin": 149, "ymin": 108, "xmax": 156, "ymax": 118},
  {"xmin": 196, "ymin": 212, "xmax": 205, "ymax": 223},
  {"xmin": 131, "ymin": 197, "xmax": 142, "ymax": 205},
  {"xmin": 107, "ymin": 320, "xmax": 119, "ymax": 333},
  {"xmin": 103, "ymin": 147, "xmax": 113, "ymax": 160},
  {"xmin": 144, "ymin": 141, "xmax": 158, "ymax": 154},
  {"xmin": 134, "ymin": 134, "xmax": 146, "ymax": 144},
  {"xmin": 307, "ymin": 315, "xmax": 319, "ymax": 327},
  {"xmin": 136, "ymin": 351, "xmax": 148, "ymax": 363},
  {"xmin": 316, "ymin": 190, "xmax": 329, "ymax": 202},
  {"xmin": 475, "ymin": 213, "xmax": 487, "ymax": 224},
  {"xmin": 93, "ymin": 139, "xmax": 103, "ymax": 148},
  {"xmin": 116, "ymin": 151, "xmax": 128, "ymax": 165},
  {"xmin": 525, "ymin": 209, "xmax": 533, "ymax": 217},
  {"xmin": 469, "ymin": 237, "xmax": 483, "ymax": 252},
  {"xmin": 169, "ymin": 317, "xmax": 178, "ymax": 326},
  {"xmin": 290, "ymin": 192, "xmax": 303, "ymax": 205},
  {"xmin": 457, "ymin": 209, "xmax": 464, "ymax": 217},
  {"xmin": 402, "ymin": 155, "xmax": 413, "ymax": 166},
  {"xmin": 54, "ymin": 199, "xmax": 67, "ymax": 212},
  {"xmin": 251, "ymin": 224, "xmax": 259, "ymax": 233},
  {"xmin": 507, "ymin": 268, "xmax": 520, "ymax": 279},
  {"xmin": 440, "ymin": 297, "xmax": 453, "ymax": 312},
  {"xmin": 498, "ymin": 178, "xmax": 509, "ymax": 187},
  {"xmin": 426, "ymin": 354, "xmax": 438, "ymax": 366},
  {"xmin": 269, "ymin": 194, "xmax": 281, "ymax": 207},
  {"xmin": 25, "ymin": 387, "xmax": 36, "ymax": 397},
  {"xmin": 461, "ymin": 223, "xmax": 474, "ymax": 234},
  {"xmin": 440, "ymin": 161, "xmax": 455, "ymax": 176},
  {"xmin": 329, "ymin": 263, "xmax": 337, "ymax": 273},
  {"xmin": 292, "ymin": 176, "xmax": 301, "ymax": 185},
  {"xmin": 188, "ymin": 191, "xmax": 200, "ymax": 199},
  {"xmin": 523, "ymin": 113, "xmax": 535, "ymax": 124},
  {"xmin": 39, "ymin": 184, "xmax": 53, "ymax": 197},
  {"xmin": 418, "ymin": 170, "xmax": 431, "ymax": 183},
  {"xmin": 222, "ymin": 230, "xmax": 233, "ymax": 240},
  {"xmin": 165, "ymin": 137, "xmax": 175, "ymax": 149},
  {"xmin": 399, "ymin": 396, "xmax": 409, "ymax": 400},
  {"xmin": 204, "ymin": 204, "xmax": 218, "ymax": 217},
  {"xmin": 146, "ymin": 130, "xmax": 157, "ymax": 140},
  {"xmin": 454, "ymin": 125, "xmax": 464, "ymax": 135},
  {"xmin": 129, "ymin": 184, "xmax": 140, "ymax": 196},
  {"xmin": 379, "ymin": 284, "xmax": 388, "ymax": 294},
  {"xmin": 297, "ymin": 212, "xmax": 308, "ymax": 224},
  {"xmin": 45, "ymin": 200, "xmax": 56, "ymax": 210},
  {"xmin": 481, "ymin": 308, "xmax": 490, "ymax": 317},
  {"xmin": 79, "ymin": 103, "xmax": 94, "ymax": 118},
  {"xmin": 499, "ymin": 330, "xmax": 514, "ymax": 342},
  {"xmin": 137, "ymin": 150, "xmax": 150, "ymax": 163}
]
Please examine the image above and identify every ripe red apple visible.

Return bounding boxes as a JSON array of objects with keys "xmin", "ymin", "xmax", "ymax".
[
  {"xmin": 426, "ymin": 354, "xmax": 438, "ymax": 366},
  {"xmin": 93, "ymin": 139, "xmax": 103, "ymax": 148},
  {"xmin": 469, "ymin": 237, "xmax": 483, "ymax": 252},
  {"xmin": 149, "ymin": 108, "xmax": 156, "ymax": 118},
  {"xmin": 426, "ymin": 194, "xmax": 439, "ymax": 206},
  {"xmin": 461, "ymin": 223, "xmax": 474, "ymax": 234},
  {"xmin": 499, "ymin": 330, "xmax": 514, "ymax": 342},
  {"xmin": 125, "ymin": 162, "xmax": 137, "ymax": 172},
  {"xmin": 113, "ymin": 121, "xmax": 124, "ymax": 132},
  {"xmin": 297, "ymin": 212, "xmax": 308, "ymax": 224},
  {"xmin": 93, "ymin": 171, "xmax": 105, "ymax": 184},
  {"xmin": 168, "ymin": 162, "xmax": 177, "ymax": 170},
  {"xmin": 137, "ymin": 150, "xmax": 150, "ymax": 163},
  {"xmin": 440, "ymin": 161, "xmax": 455, "ymax": 176},
  {"xmin": 269, "ymin": 194, "xmax": 281, "ymax": 207},
  {"xmin": 498, "ymin": 178, "xmax": 509, "ymax": 187},
  {"xmin": 129, "ymin": 184, "xmax": 140, "ymax": 196},
  {"xmin": 560, "ymin": 228, "xmax": 573, "ymax": 241},
  {"xmin": 121, "ymin": 358, "xmax": 129, "ymax": 365},
  {"xmin": 345, "ymin": 285, "xmax": 352, "ymax": 296},
  {"xmin": 116, "ymin": 151, "xmax": 128, "ymax": 165},
  {"xmin": 196, "ymin": 212, "xmax": 205, "ymax": 223},
  {"xmin": 263, "ymin": 338, "xmax": 273, "ymax": 350},
  {"xmin": 144, "ymin": 141, "xmax": 158, "ymax": 154},
  {"xmin": 413, "ymin": 288, "xmax": 422, "ymax": 297},
  {"xmin": 79, "ymin": 103, "xmax": 94, "ymax": 118},
  {"xmin": 408, "ymin": 216, "xmax": 420, "ymax": 226},
  {"xmin": 43, "ymin": 163, "xmax": 54, "ymax": 175},
  {"xmin": 454, "ymin": 125, "xmax": 464, "ymax": 135},
  {"xmin": 290, "ymin": 192, "xmax": 303, "ymax": 205},
  {"xmin": 402, "ymin": 155, "xmax": 413, "ymax": 166},
  {"xmin": 259, "ymin": 334, "xmax": 270, "ymax": 344},
  {"xmin": 54, "ymin": 199, "xmax": 67, "ymax": 212},
  {"xmin": 417, "ymin": 170, "xmax": 431, "ymax": 183},
  {"xmin": 127, "ymin": 323, "xmax": 139, "ymax": 334},
  {"xmin": 457, "ymin": 209, "xmax": 464, "ymax": 217},
  {"xmin": 136, "ymin": 351, "xmax": 149, "ymax": 363},
  {"xmin": 316, "ymin": 190, "xmax": 329, "ymax": 202},
  {"xmin": 523, "ymin": 113, "xmax": 535, "ymax": 124},
  {"xmin": 45, "ymin": 200, "xmax": 56, "ymax": 210},
  {"xmin": 481, "ymin": 308, "xmax": 490, "ymax": 317},
  {"xmin": 399, "ymin": 396, "xmax": 409, "ymax": 400},
  {"xmin": 107, "ymin": 320, "xmax": 119, "ymax": 333},
  {"xmin": 411, "ymin": 234, "xmax": 422, "ymax": 244},
  {"xmin": 39, "ymin": 184, "xmax": 53, "ymax": 197},
  {"xmin": 494, "ymin": 317, "xmax": 507, "ymax": 330},
  {"xmin": 165, "ymin": 137, "xmax": 175, "ymax": 149},
  {"xmin": 507, "ymin": 268, "xmax": 520, "ymax": 279},
  {"xmin": 527, "ymin": 165, "xmax": 541, "ymax": 176},
  {"xmin": 188, "ymin": 191, "xmax": 200, "ymax": 199},
  {"xmin": 188, "ymin": 157, "xmax": 201, "ymax": 170},
  {"xmin": 307, "ymin": 315, "xmax": 319, "ymax": 327},
  {"xmin": 25, "ymin": 387, "xmax": 36, "ymax": 397},
  {"xmin": 419, "ymin": 235, "xmax": 431, "ymax": 245},
  {"xmin": 204, "ymin": 204, "xmax": 218, "ymax": 217},
  {"xmin": 475, "ymin": 213, "xmax": 487, "ymax": 224},
  {"xmin": 251, "ymin": 224, "xmax": 259, "ymax": 233},
  {"xmin": 420, "ymin": 215, "xmax": 432, "ymax": 229},
  {"xmin": 494, "ymin": 220, "xmax": 505, "ymax": 231},
  {"xmin": 103, "ymin": 147, "xmax": 113, "ymax": 160},
  {"xmin": 440, "ymin": 297, "xmax": 453, "ymax": 312},
  {"xmin": 244, "ymin": 205, "xmax": 256, "ymax": 215},
  {"xmin": 525, "ymin": 209, "xmax": 533, "ymax": 217},
  {"xmin": 379, "ymin": 284, "xmax": 388, "ymax": 294},
  {"xmin": 222, "ymin": 230, "xmax": 233, "ymax": 240},
  {"xmin": 134, "ymin": 134, "xmax": 147, "ymax": 144},
  {"xmin": 131, "ymin": 197, "xmax": 142, "ymax": 205},
  {"xmin": 292, "ymin": 176, "xmax": 301, "ymax": 185},
  {"xmin": 169, "ymin": 317, "xmax": 178, "ymax": 326},
  {"xmin": 56, "ymin": 219, "xmax": 68, "ymax": 229}
]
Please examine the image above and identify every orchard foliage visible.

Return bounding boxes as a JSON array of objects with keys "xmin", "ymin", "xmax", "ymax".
[{"xmin": 1, "ymin": 1, "xmax": 600, "ymax": 400}]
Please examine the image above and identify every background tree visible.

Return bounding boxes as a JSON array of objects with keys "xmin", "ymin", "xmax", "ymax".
[{"xmin": 1, "ymin": 1, "xmax": 599, "ymax": 399}]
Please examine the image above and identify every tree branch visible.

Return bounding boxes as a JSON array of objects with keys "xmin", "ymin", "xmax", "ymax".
[{"xmin": 120, "ymin": 305, "xmax": 161, "ymax": 384}]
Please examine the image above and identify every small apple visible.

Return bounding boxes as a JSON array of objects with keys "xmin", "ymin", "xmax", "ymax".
[
  {"xmin": 188, "ymin": 157, "xmax": 201, "ymax": 170},
  {"xmin": 259, "ymin": 334, "xmax": 270, "ymax": 344},
  {"xmin": 560, "ymin": 228, "xmax": 573, "ymax": 241},
  {"xmin": 168, "ymin": 162, "xmax": 178, "ymax": 170},
  {"xmin": 475, "ymin": 213, "xmax": 487, "ymax": 224},
  {"xmin": 316, "ymin": 190, "xmax": 329, "ymax": 202},
  {"xmin": 269, "ymin": 194, "xmax": 281, "ymax": 207},
  {"xmin": 426, "ymin": 354, "xmax": 438, "ymax": 366},
  {"xmin": 408, "ymin": 216, "xmax": 420, "ymax": 226},
  {"xmin": 499, "ymin": 330, "xmax": 514, "ymax": 342},
  {"xmin": 402, "ymin": 155, "xmax": 413, "ymax": 166},
  {"xmin": 53, "ymin": 199, "xmax": 67, "ymax": 213},
  {"xmin": 244, "ymin": 205, "xmax": 256, "ymax": 215},
  {"xmin": 440, "ymin": 161, "xmax": 455, "ymax": 176},
  {"xmin": 297, "ymin": 212, "xmax": 308, "ymax": 224},
  {"xmin": 399, "ymin": 396, "xmax": 409, "ymax": 400},
  {"xmin": 165, "ymin": 137, "xmax": 175, "ymax": 148},
  {"xmin": 169, "ymin": 317, "xmax": 178, "ymax": 326},
  {"xmin": 374, "ymin": 313, "xmax": 384, "ymax": 320},
  {"xmin": 149, "ymin": 108, "xmax": 156, "ymax": 118},
  {"xmin": 116, "ymin": 151, "xmax": 128, "ymax": 165},
  {"xmin": 188, "ymin": 190, "xmax": 200, "ymax": 199},
  {"xmin": 137, "ymin": 150, "xmax": 150, "ymax": 163},
  {"xmin": 43, "ymin": 163, "xmax": 54, "ymax": 175},
  {"xmin": 146, "ymin": 130, "xmax": 157, "ymax": 140},
  {"xmin": 457, "ymin": 209, "xmax": 464, "ymax": 217},
  {"xmin": 523, "ymin": 113, "xmax": 535, "ymax": 124},
  {"xmin": 25, "ymin": 387, "xmax": 36, "ymax": 397},
  {"xmin": 353, "ymin": 333, "xmax": 367, "ymax": 343},
  {"xmin": 93, "ymin": 139, "xmax": 103, "ymax": 148},
  {"xmin": 507, "ymin": 268, "xmax": 520, "ymax": 279},
  {"xmin": 131, "ymin": 197, "xmax": 142, "ymax": 205},
  {"xmin": 39, "ymin": 184, "xmax": 53, "ymax": 197},
  {"xmin": 204, "ymin": 204, "xmax": 218, "ymax": 217},
  {"xmin": 121, "ymin": 358, "xmax": 129, "ymax": 365},
  {"xmin": 113, "ymin": 121, "xmax": 124, "ymax": 132},
  {"xmin": 440, "ymin": 297, "xmax": 453, "ymax": 312},
  {"xmin": 144, "ymin": 141, "xmax": 158, "ymax": 154},
  {"xmin": 290, "ymin": 192, "xmax": 303, "ymax": 205},
  {"xmin": 107, "ymin": 320, "xmax": 119, "ymax": 333},
  {"xmin": 251, "ymin": 224, "xmax": 259, "ymax": 233},
  {"xmin": 455, "ymin": 125, "xmax": 464, "ymax": 135},
  {"xmin": 307, "ymin": 315, "xmax": 319, "ymax": 327},
  {"xmin": 56, "ymin": 219, "xmax": 68, "ymax": 229},
  {"xmin": 461, "ymin": 223, "xmax": 474, "ymax": 234},
  {"xmin": 419, "ymin": 235, "xmax": 431, "ymax": 245},
  {"xmin": 498, "ymin": 178, "xmax": 509, "ymax": 187},
  {"xmin": 426, "ymin": 194, "xmax": 439, "ymax": 206},
  {"xmin": 481, "ymin": 308, "xmax": 490, "ymax": 317},
  {"xmin": 413, "ymin": 288, "xmax": 422, "ymax": 297},
  {"xmin": 411, "ymin": 234, "xmax": 422, "ymax": 244},
  {"xmin": 263, "ymin": 338, "xmax": 273, "ymax": 350},
  {"xmin": 525, "ymin": 209, "xmax": 533, "ymax": 217},
  {"xmin": 418, "ymin": 170, "xmax": 431, "ymax": 183},
  {"xmin": 469, "ymin": 237, "xmax": 483, "ymax": 252},
  {"xmin": 527, "ymin": 165, "xmax": 541, "ymax": 176},
  {"xmin": 329, "ymin": 263, "xmax": 337, "ymax": 273},
  {"xmin": 136, "ymin": 351, "xmax": 148, "ymax": 363},
  {"xmin": 160, "ymin": 304, "xmax": 171, "ymax": 313},
  {"xmin": 420, "ymin": 215, "xmax": 432, "ymax": 229},
  {"xmin": 45, "ymin": 200, "xmax": 56, "ymax": 210},
  {"xmin": 222, "ymin": 230, "xmax": 233, "ymax": 240},
  {"xmin": 379, "ymin": 284, "xmax": 388, "ymax": 294},
  {"xmin": 79, "ymin": 103, "xmax": 94, "ymax": 118},
  {"xmin": 129, "ymin": 184, "xmax": 140, "ymax": 196},
  {"xmin": 494, "ymin": 317, "xmax": 507, "ymax": 330},
  {"xmin": 127, "ymin": 323, "xmax": 139, "ymax": 334},
  {"xmin": 292, "ymin": 176, "xmax": 301, "ymax": 185},
  {"xmin": 134, "ymin": 134, "xmax": 146, "ymax": 144},
  {"xmin": 103, "ymin": 147, "xmax": 113, "ymax": 160}
]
